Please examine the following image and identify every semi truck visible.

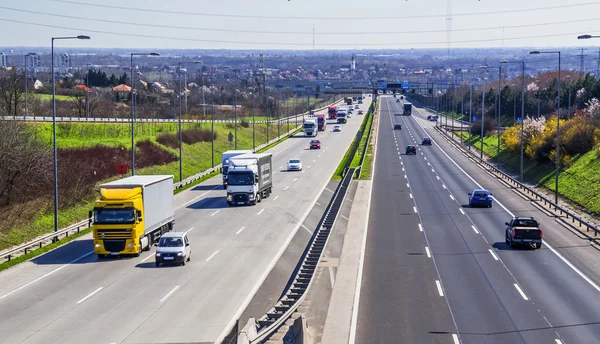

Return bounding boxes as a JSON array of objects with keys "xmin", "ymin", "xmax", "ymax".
[
  {"xmin": 336, "ymin": 110, "xmax": 347, "ymax": 124},
  {"xmin": 403, "ymin": 102, "xmax": 413, "ymax": 115},
  {"xmin": 221, "ymin": 150, "xmax": 253, "ymax": 188},
  {"xmin": 328, "ymin": 106, "xmax": 337, "ymax": 119},
  {"xmin": 227, "ymin": 153, "xmax": 273, "ymax": 206},
  {"xmin": 91, "ymin": 175, "xmax": 175, "ymax": 258},
  {"xmin": 316, "ymin": 114, "xmax": 326, "ymax": 131},
  {"xmin": 304, "ymin": 118, "xmax": 318, "ymax": 136},
  {"xmin": 345, "ymin": 97, "xmax": 353, "ymax": 105}
]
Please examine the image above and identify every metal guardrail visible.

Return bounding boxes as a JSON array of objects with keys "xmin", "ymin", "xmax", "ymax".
[
  {"xmin": 434, "ymin": 125, "xmax": 600, "ymax": 238},
  {"xmin": 0, "ymin": 123, "xmax": 305, "ymax": 264},
  {"xmin": 249, "ymin": 167, "xmax": 355, "ymax": 343},
  {"xmin": 356, "ymin": 101, "xmax": 377, "ymax": 178}
]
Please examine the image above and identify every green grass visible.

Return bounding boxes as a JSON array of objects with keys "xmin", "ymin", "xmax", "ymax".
[
  {"xmin": 452, "ymin": 130, "xmax": 600, "ymax": 214},
  {"xmin": 257, "ymin": 126, "xmax": 303, "ymax": 153},
  {"xmin": 34, "ymin": 93, "xmax": 71, "ymax": 101},
  {"xmin": 358, "ymin": 106, "xmax": 378, "ymax": 180}
]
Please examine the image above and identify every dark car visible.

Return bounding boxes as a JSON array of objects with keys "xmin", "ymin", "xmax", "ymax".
[
  {"xmin": 505, "ymin": 216, "xmax": 543, "ymax": 249},
  {"xmin": 405, "ymin": 145, "xmax": 417, "ymax": 155},
  {"xmin": 310, "ymin": 139, "xmax": 321, "ymax": 149},
  {"xmin": 468, "ymin": 189, "xmax": 493, "ymax": 207},
  {"xmin": 427, "ymin": 115, "xmax": 432, "ymax": 120},
  {"xmin": 394, "ymin": 123, "xmax": 402, "ymax": 130},
  {"xmin": 422, "ymin": 137, "xmax": 432, "ymax": 145},
  {"xmin": 396, "ymin": 98, "xmax": 401, "ymax": 102}
]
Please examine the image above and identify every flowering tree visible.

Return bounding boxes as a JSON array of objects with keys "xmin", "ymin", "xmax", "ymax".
[
  {"xmin": 519, "ymin": 115, "xmax": 546, "ymax": 141},
  {"xmin": 526, "ymin": 82, "xmax": 539, "ymax": 93}
]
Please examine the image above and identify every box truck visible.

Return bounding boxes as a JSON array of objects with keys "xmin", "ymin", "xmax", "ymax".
[
  {"xmin": 221, "ymin": 150, "xmax": 253, "ymax": 188},
  {"xmin": 227, "ymin": 153, "xmax": 273, "ymax": 206},
  {"xmin": 90, "ymin": 175, "xmax": 175, "ymax": 258},
  {"xmin": 304, "ymin": 118, "xmax": 318, "ymax": 136}
]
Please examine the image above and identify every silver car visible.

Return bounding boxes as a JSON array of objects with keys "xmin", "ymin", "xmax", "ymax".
[{"xmin": 155, "ymin": 232, "xmax": 191, "ymax": 266}]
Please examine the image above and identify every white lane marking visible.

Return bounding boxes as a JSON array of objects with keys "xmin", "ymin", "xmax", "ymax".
[
  {"xmin": 442, "ymin": 184, "xmax": 447, "ymax": 189},
  {"xmin": 159, "ymin": 285, "xmax": 180, "ymax": 303},
  {"xmin": 76, "ymin": 287, "xmax": 104, "ymax": 304},
  {"xmin": 402, "ymin": 167, "xmax": 405, "ymax": 171},
  {"xmin": 273, "ymin": 196, "xmax": 279, "ymax": 201},
  {"xmin": 185, "ymin": 227, "xmax": 194, "ymax": 234},
  {"xmin": 409, "ymin": 193, "xmax": 413, "ymax": 199},
  {"xmin": 175, "ymin": 185, "xmax": 221, "ymax": 210},
  {"xmin": 555, "ymin": 340, "xmax": 564, "ymax": 344},
  {"xmin": 406, "ymin": 183, "xmax": 410, "ymax": 187},
  {"xmin": 318, "ymin": 155, "xmax": 322, "ymax": 158},
  {"xmin": 313, "ymin": 160, "xmax": 316, "ymax": 163},
  {"xmin": 301, "ymin": 224, "xmax": 313, "ymax": 234},
  {"xmin": 302, "ymin": 170, "xmax": 306, "ymax": 174},
  {"xmin": 453, "ymin": 334, "xmax": 460, "ymax": 344},
  {"xmin": 413, "ymin": 206, "xmax": 418, "ymax": 213},
  {"xmin": 325, "ymin": 188, "xmax": 334, "ymax": 193},
  {"xmin": 329, "ymin": 266, "xmax": 335, "ymax": 288},
  {"xmin": 308, "ymin": 166, "xmax": 312, "ymax": 169},
  {"xmin": 397, "ymin": 147, "xmax": 399, "ymax": 151},
  {"xmin": 236, "ymin": 226, "xmax": 246, "ymax": 235},
  {"xmin": 427, "ymin": 162, "xmax": 431, "ymax": 166},
  {"xmin": 280, "ymin": 166, "xmax": 283, "ymax": 170},
  {"xmin": 341, "ymin": 215, "xmax": 350, "ymax": 221},
  {"xmin": 404, "ymin": 175, "xmax": 407, "ymax": 179},
  {"xmin": 514, "ymin": 284, "xmax": 529, "ymax": 300},
  {"xmin": 450, "ymin": 194, "xmax": 455, "ymax": 200},
  {"xmin": 435, "ymin": 280, "xmax": 445, "ymax": 296},
  {"xmin": 472, "ymin": 225, "xmax": 479, "ymax": 234},
  {"xmin": 459, "ymin": 208, "xmax": 465, "ymax": 215},
  {"xmin": 257, "ymin": 209, "xmax": 265, "ymax": 216},
  {"xmin": 316, "ymin": 202, "xmax": 321, "ymax": 206},
  {"xmin": 205, "ymin": 250, "xmax": 220, "ymax": 262},
  {"xmin": 293, "ymin": 178, "xmax": 298, "ymax": 182},
  {"xmin": 211, "ymin": 210, "xmax": 220, "ymax": 216},
  {"xmin": 0, "ymin": 251, "xmax": 93, "ymax": 301},
  {"xmin": 431, "ymin": 168, "xmax": 435, "ymax": 172},
  {"xmin": 436, "ymin": 176, "xmax": 440, "ymax": 180},
  {"xmin": 284, "ymin": 185, "xmax": 290, "ymax": 191},
  {"xmin": 489, "ymin": 249, "xmax": 499, "ymax": 261},
  {"xmin": 425, "ymin": 247, "xmax": 431, "ymax": 258},
  {"xmin": 140, "ymin": 253, "xmax": 155, "ymax": 263}
]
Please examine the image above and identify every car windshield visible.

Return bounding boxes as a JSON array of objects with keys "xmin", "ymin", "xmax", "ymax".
[
  {"xmin": 513, "ymin": 219, "xmax": 539, "ymax": 227},
  {"xmin": 289, "ymin": 159, "xmax": 300, "ymax": 164},
  {"xmin": 227, "ymin": 171, "xmax": 254, "ymax": 185},
  {"xmin": 158, "ymin": 236, "xmax": 184, "ymax": 247},
  {"xmin": 473, "ymin": 191, "xmax": 490, "ymax": 196},
  {"xmin": 311, "ymin": 140, "xmax": 319, "ymax": 143},
  {"xmin": 94, "ymin": 208, "xmax": 135, "ymax": 224},
  {"xmin": 424, "ymin": 138, "xmax": 431, "ymax": 141}
]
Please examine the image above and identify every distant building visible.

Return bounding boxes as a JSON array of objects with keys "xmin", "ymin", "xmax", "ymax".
[
  {"xmin": 33, "ymin": 79, "xmax": 43, "ymax": 90},
  {"xmin": 58, "ymin": 53, "xmax": 71, "ymax": 67},
  {"xmin": 0, "ymin": 53, "xmax": 7, "ymax": 68}
]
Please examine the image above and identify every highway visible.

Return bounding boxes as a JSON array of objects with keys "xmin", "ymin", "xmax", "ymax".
[
  {"xmin": 354, "ymin": 96, "xmax": 600, "ymax": 344},
  {"xmin": 0, "ymin": 98, "xmax": 370, "ymax": 344}
]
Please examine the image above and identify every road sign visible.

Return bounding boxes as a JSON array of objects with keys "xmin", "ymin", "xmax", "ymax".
[
  {"xmin": 228, "ymin": 132, "xmax": 234, "ymax": 142},
  {"xmin": 402, "ymin": 81, "xmax": 410, "ymax": 90},
  {"xmin": 472, "ymin": 116, "xmax": 477, "ymax": 121},
  {"xmin": 381, "ymin": 83, "xmax": 387, "ymax": 89},
  {"xmin": 517, "ymin": 117, "xmax": 522, "ymax": 123},
  {"xmin": 116, "ymin": 164, "xmax": 128, "ymax": 175},
  {"xmin": 316, "ymin": 81, "xmax": 323, "ymax": 85}
]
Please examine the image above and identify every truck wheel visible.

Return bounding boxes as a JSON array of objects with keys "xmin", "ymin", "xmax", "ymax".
[
  {"xmin": 535, "ymin": 242, "xmax": 543, "ymax": 249},
  {"xmin": 256, "ymin": 193, "xmax": 261, "ymax": 203},
  {"xmin": 509, "ymin": 238, "xmax": 515, "ymax": 248},
  {"xmin": 155, "ymin": 261, "xmax": 160, "ymax": 267}
]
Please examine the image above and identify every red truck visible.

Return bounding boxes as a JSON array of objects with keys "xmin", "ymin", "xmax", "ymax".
[
  {"xmin": 316, "ymin": 114, "xmax": 326, "ymax": 131},
  {"xmin": 328, "ymin": 106, "xmax": 337, "ymax": 120}
]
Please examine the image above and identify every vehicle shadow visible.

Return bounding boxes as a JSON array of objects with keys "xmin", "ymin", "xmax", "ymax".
[
  {"xmin": 30, "ymin": 239, "xmax": 95, "ymax": 265},
  {"xmin": 187, "ymin": 196, "xmax": 229, "ymax": 209},
  {"xmin": 492, "ymin": 241, "xmax": 536, "ymax": 251},
  {"xmin": 135, "ymin": 261, "xmax": 187, "ymax": 269},
  {"xmin": 192, "ymin": 184, "xmax": 223, "ymax": 191}
]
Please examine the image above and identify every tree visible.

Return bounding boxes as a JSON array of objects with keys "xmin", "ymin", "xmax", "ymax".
[
  {"xmin": 0, "ymin": 69, "xmax": 24, "ymax": 117},
  {"xmin": 118, "ymin": 72, "xmax": 129, "ymax": 86},
  {"xmin": 109, "ymin": 74, "xmax": 118, "ymax": 87}
]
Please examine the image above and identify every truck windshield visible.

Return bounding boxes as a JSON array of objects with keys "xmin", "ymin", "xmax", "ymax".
[
  {"xmin": 228, "ymin": 172, "xmax": 254, "ymax": 185},
  {"xmin": 94, "ymin": 208, "xmax": 135, "ymax": 224},
  {"xmin": 304, "ymin": 123, "xmax": 315, "ymax": 128}
]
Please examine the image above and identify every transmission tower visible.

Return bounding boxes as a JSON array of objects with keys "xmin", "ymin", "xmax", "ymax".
[{"xmin": 446, "ymin": 0, "xmax": 453, "ymax": 59}]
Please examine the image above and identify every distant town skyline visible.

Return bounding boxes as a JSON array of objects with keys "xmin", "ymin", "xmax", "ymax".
[{"xmin": 2, "ymin": 0, "xmax": 600, "ymax": 50}]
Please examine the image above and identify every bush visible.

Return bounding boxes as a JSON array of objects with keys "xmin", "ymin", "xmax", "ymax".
[
  {"xmin": 224, "ymin": 123, "xmax": 235, "ymax": 129},
  {"xmin": 157, "ymin": 132, "xmax": 179, "ymax": 148},
  {"xmin": 502, "ymin": 125, "xmax": 521, "ymax": 152},
  {"xmin": 561, "ymin": 116, "xmax": 596, "ymax": 155},
  {"xmin": 182, "ymin": 128, "xmax": 214, "ymax": 144},
  {"xmin": 240, "ymin": 119, "xmax": 250, "ymax": 128},
  {"xmin": 471, "ymin": 117, "xmax": 498, "ymax": 136}
]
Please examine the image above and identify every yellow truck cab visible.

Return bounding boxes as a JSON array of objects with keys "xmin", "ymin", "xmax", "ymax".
[{"xmin": 91, "ymin": 175, "xmax": 175, "ymax": 259}]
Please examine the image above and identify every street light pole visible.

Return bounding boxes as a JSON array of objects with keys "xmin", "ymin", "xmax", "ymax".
[
  {"xmin": 480, "ymin": 66, "xmax": 487, "ymax": 160},
  {"xmin": 130, "ymin": 52, "xmax": 159, "ymax": 176},
  {"xmin": 177, "ymin": 60, "xmax": 201, "ymax": 182},
  {"xmin": 497, "ymin": 66, "xmax": 502, "ymax": 169},
  {"xmin": 51, "ymin": 35, "xmax": 90, "ymax": 236},
  {"xmin": 530, "ymin": 50, "xmax": 561, "ymax": 205}
]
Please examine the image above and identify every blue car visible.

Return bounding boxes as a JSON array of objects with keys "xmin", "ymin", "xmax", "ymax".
[{"xmin": 468, "ymin": 189, "xmax": 493, "ymax": 208}]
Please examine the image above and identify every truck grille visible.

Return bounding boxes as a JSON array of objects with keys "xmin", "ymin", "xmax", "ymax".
[
  {"xmin": 103, "ymin": 240, "xmax": 126, "ymax": 252},
  {"xmin": 233, "ymin": 194, "xmax": 248, "ymax": 203},
  {"xmin": 96, "ymin": 230, "xmax": 132, "ymax": 239}
]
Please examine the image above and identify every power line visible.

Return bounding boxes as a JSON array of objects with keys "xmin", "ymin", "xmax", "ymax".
[
  {"xmin": 4, "ymin": 6, "xmax": 600, "ymax": 36},
  {"xmin": 47, "ymin": 0, "xmax": 600, "ymax": 20},
  {"xmin": 2, "ymin": 17, "xmax": 598, "ymax": 47}
]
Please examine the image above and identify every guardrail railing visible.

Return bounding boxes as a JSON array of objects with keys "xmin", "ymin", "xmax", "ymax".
[
  {"xmin": 356, "ymin": 102, "xmax": 377, "ymax": 178},
  {"xmin": 433, "ymin": 123, "xmax": 600, "ymax": 238},
  {"xmin": 248, "ymin": 167, "xmax": 355, "ymax": 343},
  {"xmin": 0, "ymin": 124, "xmax": 304, "ymax": 264}
]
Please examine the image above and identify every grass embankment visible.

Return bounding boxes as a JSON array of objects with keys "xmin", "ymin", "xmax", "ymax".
[
  {"xmin": 358, "ymin": 104, "xmax": 379, "ymax": 180},
  {"xmin": 333, "ymin": 101, "xmax": 377, "ymax": 180},
  {"xmin": 0, "ymin": 121, "xmax": 280, "ymax": 253},
  {"xmin": 34, "ymin": 93, "xmax": 71, "ymax": 101},
  {"xmin": 453, "ymin": 131, "xmax": 600, "ymax": 214}
]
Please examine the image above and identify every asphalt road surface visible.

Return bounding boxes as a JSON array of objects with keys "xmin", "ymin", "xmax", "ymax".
[
  {"xmin": 354, "ymin": 96, "xmax": 600, "ymax": 344},
  {"xmin": 0, "ymin": 98, "xmax": 371, "ymax": 344}
]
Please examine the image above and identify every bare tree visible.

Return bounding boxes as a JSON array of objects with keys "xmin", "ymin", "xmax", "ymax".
[{"xmin": 0, "ymin": 69, "xmax": 24, "ymax": 117}]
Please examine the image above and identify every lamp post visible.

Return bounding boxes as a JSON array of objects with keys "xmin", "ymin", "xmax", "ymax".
[
  {"xmin": 530, "ymin": 50, "xmax": 561, "ymax": 205},
  {"xmin": 479, "ymin": 66, "xmax": 488, "ymax": 160},
  {"xmin": 130, "ymin": 52, "xmax": 159, "ymax": 176},
  {"xmin": 496, "ymin": 66, "xmax": 502, "ymax": 169},
  {"xmin": 501, "ymin": 60, "xmax": 526, "ymax": 182},
  {"xmin": 52, "ymin": 35, "xmax": 90, "ymax": 236},
  {"xmin": 24, "ymin": 52, "xmax": 36, "ymax": 118},
  {"xmin": 177, "ymin": 61, "xmax": 201, "ymax": 183}
]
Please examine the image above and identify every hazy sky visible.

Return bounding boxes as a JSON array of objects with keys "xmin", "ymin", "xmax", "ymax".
[{"xmin": 2, "ymin": 0, "xmax": 600, "ymax": 50}]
